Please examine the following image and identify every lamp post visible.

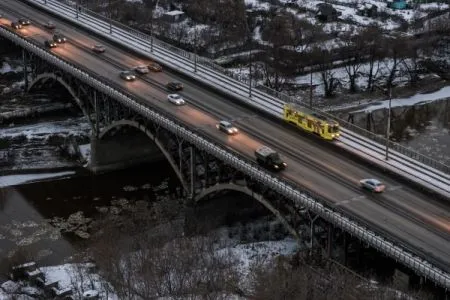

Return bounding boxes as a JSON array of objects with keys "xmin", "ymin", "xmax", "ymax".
[
  {"xmin": 194, "ymin": 28, "xmax": 197, "ymax": 73},
  {"xmin": 385, "ymin": 84, "xmax": 392, "ymax": 160},
  {"xmin": 109, "ymin": 0, "xmax": 112, "ymax": 34},
  {"xmin": 309, "ymin": 70, "xmax": 313, "ymax": 108},
  {"xmin": 248, "ymin": 54, "xmax": 252, "ymax": 97},
  {"xmin": 75, "ymin": 0, "xmax": 79, "ymax": 19}
]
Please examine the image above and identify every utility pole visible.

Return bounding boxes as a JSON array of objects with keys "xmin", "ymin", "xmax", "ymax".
[{"xmin": 76, "ymin": 0, "xmax": 79, "ymax": 19}]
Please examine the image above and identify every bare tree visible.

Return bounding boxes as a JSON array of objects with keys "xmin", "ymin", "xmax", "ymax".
[
  {"xmin": 382, "ymin": 33, "xmax": 409, "ymax": 91},
  {"xmin": 360, "ymin": 24, "xmax": 385, "ymax": 92},
  {"xmin": 260, "ymin": 11, "xmax": 299, "ymax": 91},
  {"xmin": 341, "ymin": 31, "xmax": 365, "ymax": 93},
  {"xmin": 401, "ymin": 38, "xmax": 425, "ymax": 86},
  {"xmin": 89, "ymin": 211, "xmax": 240, "ymax": 299},
  {"xmin": 310, "ymin": 46, "xmax": 339, "ymax": 98}
]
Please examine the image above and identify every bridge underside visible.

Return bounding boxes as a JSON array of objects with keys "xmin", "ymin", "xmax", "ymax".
[{"xmin": 90, "ymin": 126, "xmax": 164, "ymax": 174}]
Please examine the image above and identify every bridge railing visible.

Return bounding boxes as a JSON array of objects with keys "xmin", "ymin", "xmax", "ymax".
[
  {"xmin": 45, "ymin": 0, "xmax": 450, "ymax": 175},
  {"xmin": 256, "ymin": 84, "xmax": 450, "ymax": 173},
  {"xmin": 2, "ymin": 24, "xmax": 449, "ymax": 289}
]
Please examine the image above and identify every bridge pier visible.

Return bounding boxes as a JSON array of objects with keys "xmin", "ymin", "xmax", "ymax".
[{"xmin": 89, "ymin": 134, "xmax": 164, "ymax": 174}]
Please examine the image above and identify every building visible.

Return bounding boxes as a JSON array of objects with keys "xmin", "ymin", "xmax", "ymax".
[
  {"xmin": 162, "ymin": 10, "xmax": 186, "ymax": 23},
  {"xmin": 316, "ymin": 3, "xmax": 341, "ymax": 22}
]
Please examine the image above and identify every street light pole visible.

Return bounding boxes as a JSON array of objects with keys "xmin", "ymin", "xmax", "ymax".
[
  {"xmin": 76, "ymin": 0, "xmax": 79, "ymax": 19},
  {"xmin": 249, "ymin": 49, "xmax": 252, "ymax": 97},
  {"xmin": 194, "ymin": 29, "xmax": 197, "ymax": 73},
  {"xmin": 109, "ymin": 0, "xmax": 112, "ymax": 34},
  {"xmin": 309, "ymin": 71, "xmax": 313, "ymax": 108},
  {"xmin": 385, "ymin": 85, "xmax": 392, "ymax": 160}
]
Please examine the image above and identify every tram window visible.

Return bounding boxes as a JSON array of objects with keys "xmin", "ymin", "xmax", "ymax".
[{"xmin": 307, "ymin": 120, "xmax": 312, "ymax": 128}]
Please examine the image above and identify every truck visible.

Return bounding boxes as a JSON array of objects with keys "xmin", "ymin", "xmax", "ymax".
[{"xmin": 255, "ymin": 146, "xmax": 287, "ymax": 171}]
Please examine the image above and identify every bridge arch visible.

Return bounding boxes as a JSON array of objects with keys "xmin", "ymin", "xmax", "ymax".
[
  {"xmin": 28, "ymin": 73, "xmax": 92, "ymax": 127},
  {"xmin": 195, "ymin": 183, "xmax": 300, "ymax": 240},
  {"xmin": 99, "ymin": 119, "xmax": 189, "ymax": 192}
]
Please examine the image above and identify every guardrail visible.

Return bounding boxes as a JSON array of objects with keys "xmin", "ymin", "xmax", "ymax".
[
  {"xmin": 43, "ymin": 0, "xmax": 450, "ymax": 175},
  {"xmin": 2, "ymin": 23, "xmax": 449, "ymax": 290}
]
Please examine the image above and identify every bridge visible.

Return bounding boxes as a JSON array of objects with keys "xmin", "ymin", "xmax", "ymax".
[{"xmin": 1, "ymin": 0, "xmax": 450, "ymax": 292}]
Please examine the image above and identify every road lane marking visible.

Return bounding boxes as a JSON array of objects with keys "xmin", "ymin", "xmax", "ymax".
[
  {"xmin": 335, "ymin": 195, "xmax": 366, "ymax": 206},
  {"xmin": 387, "ymin": 185, "xmax": 403, "ymax": 192}
]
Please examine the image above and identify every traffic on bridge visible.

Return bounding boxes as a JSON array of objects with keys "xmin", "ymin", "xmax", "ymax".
[{"xmin": 0, "ymin": 0, "xmax": 449, "ymax": 290}]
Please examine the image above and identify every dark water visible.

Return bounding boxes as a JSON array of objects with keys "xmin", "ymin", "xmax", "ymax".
[
  {"xmin": 0, "ymin": 161, "xmax": 179, "ymax": 266},
  {"xmin": 341, "ymin": 98, "xmax": 450, "ymax": 165}
]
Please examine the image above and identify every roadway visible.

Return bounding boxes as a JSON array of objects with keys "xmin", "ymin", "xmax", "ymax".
[{"xmin": 1, "ymin": 1, "xmax": 450, "ymax": 273}]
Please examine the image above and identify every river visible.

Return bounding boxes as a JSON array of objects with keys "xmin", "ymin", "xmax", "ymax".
[{"xmin": 0, "ymin": 161, "xmax": 180, "ymax": 267}]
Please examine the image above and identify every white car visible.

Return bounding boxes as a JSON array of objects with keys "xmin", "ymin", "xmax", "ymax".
[
  {"xmin": 92, "ymin": 44, "xmax": 106, "ymax": 53},
  {"xmin": 134, "ymin": 65, "xmax": 149, "ymax": 74},
  {"xmin": 216, "ymin": 120, "xmax": 238, "ymax": 135},
  {"xmin": 167, "ymin": 94, "xmax": 185, "ymax": 105},
  {"xmin": 359, "ymin": 179, "xmax": 386, "ymax": 193}
]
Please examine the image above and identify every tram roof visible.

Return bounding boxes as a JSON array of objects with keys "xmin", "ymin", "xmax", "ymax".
[{"xmin": 285, "ymin": 103, "xmax": 338, "ymax": 124}]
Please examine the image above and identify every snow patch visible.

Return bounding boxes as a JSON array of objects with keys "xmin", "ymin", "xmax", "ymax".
[
  {"xmin": 352, "ymin": 86, "xmax": 450, "ymax": 113},
  {"xmin": 0, "ymin": 171, "xmax": 76, "ymax": 187}
]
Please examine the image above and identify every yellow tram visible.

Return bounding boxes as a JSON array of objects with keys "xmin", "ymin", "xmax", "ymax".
[{"xmin": 283, "ymin": 103, "xmax": 340, "ymax": 140}]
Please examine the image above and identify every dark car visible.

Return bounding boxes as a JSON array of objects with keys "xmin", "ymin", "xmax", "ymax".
[
  {"xmin": 18, "ymin": 18, "xmax": 31, "ymax": 26},
  {"xmin": 44, "ymin": 40, "xmax": 58, "ymax": 48},
  {"xmin": 92, "ymin": 44, "xmax": 106, "ymax": 53},
  {"xmin": 44, "ymin": 21, "xmax": 56, "ymax": 29},
  {"xmin": 11, "ymin": 22, "xmax": 22, "ymax": 30},
  {"xmin": 53, "ymin": 33, "xmax": 66, "ymax": 43},
  {"xmin": 167, "ymin": 81, "xmax": 183, "ymax": 91},
  {"xmin": 148, "ymin": 62, "xmax": 162, "ymax": 72}
]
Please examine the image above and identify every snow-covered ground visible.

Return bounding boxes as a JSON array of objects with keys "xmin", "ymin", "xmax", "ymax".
[
  {"xmin": 351, "ymin": 85, "xmax": 450, "ymax": 113},
  {"xmin": 0, "ymin": 171, "xmax": 76, "ymax": 187},
  {"xmin": 0, "ymin": 238, "xmax": 298, "ymax": 300}
]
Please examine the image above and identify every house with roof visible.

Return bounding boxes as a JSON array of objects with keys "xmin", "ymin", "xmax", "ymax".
[
  {"xmin": 162, "ymin": 10, "xmax": 186, "ymax": 23},
  {"xmin": 316, "ymin": 3, "xmax": 341, "ymax": 22}
]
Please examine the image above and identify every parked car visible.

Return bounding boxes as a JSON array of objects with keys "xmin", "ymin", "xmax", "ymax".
[
  {"xmin": 92, "ymin": 44, "xmax": 105, "ymax": 53},
  {"xmin": 18, "ymin": 18, "xmax": 31, "ymax": 26},
  {"xmin": 216, "ymin": 120, "xmax": 238, "ymax": 135},
  {"xmin": 134, "ymin": 65, "xmax": 149, "ymax": 74},
  {"xmin": 167, "ymin": 94, "xmax": 185, "ymax": 106},
  {"xmin": 166, "ymin": 81, "xmax": 183, "ymax": 91},
  {"xmin": 148, "ymin": 62, "xmax": 162, "ymax": 72},
  {"xmin": 119, "ymin": 71, "xmax": 136, "ymax": 81},
  {"xmin": 359, "ymin": 179, "xmax": 386, "ymax": 193},
  {"xmin": 53, "ymin": 33, "xmax": 66, "ymax": 43},
  {"xmin": 11, "ymin": 22, "xmax": 22, "ymax": 30},
  {"xmin": 44, "ymin": 21, "xmax": 56, "ymax": 29},
  {"xmin": 44, "ymin": 40, "xmax": 58, "ymax": 48}
]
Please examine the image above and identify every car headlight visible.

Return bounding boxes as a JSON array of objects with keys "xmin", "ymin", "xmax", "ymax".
[{"xmin": 274, "ymin": 165, "xmax": 279, "ymax": 169}]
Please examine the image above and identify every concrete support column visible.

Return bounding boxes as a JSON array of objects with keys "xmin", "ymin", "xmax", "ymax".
[
  {"xmin": 327, "ymin": 224, "xmax": 333, "ymax": 258},
  {"xmin": 343, "ymin": 232, "xmax": 348, "ymax": 266},
  {"xmin": 22, "ymin": 49, "xmax": 28, "ymax": 91}
]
